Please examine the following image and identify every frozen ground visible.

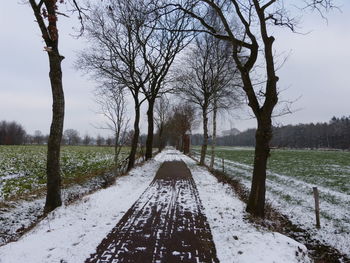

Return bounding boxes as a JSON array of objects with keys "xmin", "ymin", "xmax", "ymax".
[
  {"xmin": 193, "ymin": 151, "xmax": 350, "ymax": 258},
  {"xmin": 0, "ymin": 170, "xmax": 118, "ymax": 246},
  {"xmin": 0, "ymin": 149, "xmax": 311, "ymax": 263}
]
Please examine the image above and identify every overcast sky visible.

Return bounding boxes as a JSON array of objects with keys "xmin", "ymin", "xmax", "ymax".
[{"xmin": 0, "ymin": 1, "xmax": 349, "ymax": 137}]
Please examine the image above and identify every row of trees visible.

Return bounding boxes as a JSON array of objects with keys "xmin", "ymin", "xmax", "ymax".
[
  {"xmin": 272, "ymin": 117, "xmax": 350, "ymax": 150},
  {"xmin": 77, "ymin": 0, "xmax": 192, "ymax": 171},
  {"xmin": 173, "ymin": 31, "xmax": 243, "ymax": 168},
  {"xmin": 153, "ymin": 100, "xmax": 197, "ymax": 151},
  {"xmin": 31, "ymin": 129, "xmax": 130, "ymax": 147},
  {"xmin": 25, "ymin": 0, "xmax": 336, "ymax": 217},
  {"xmin": 162, "ymin": 0, "xmax": 335, "ymax": 217},
  {"xmin": 216, "ymin": 116, "xmax": 350, "ymax": 150},
  {"xmin": 0, "ymin": 122, "xmax": 126, "ymax": 147}
]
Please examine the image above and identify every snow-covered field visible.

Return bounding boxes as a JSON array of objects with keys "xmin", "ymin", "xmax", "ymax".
[
  {"xmin": 0, "ymin": 149, "xmax": 311, "ymax": 262},
  {"xmin": 192, "ymin": 148, "xmax": 350, "ymax": 258}
]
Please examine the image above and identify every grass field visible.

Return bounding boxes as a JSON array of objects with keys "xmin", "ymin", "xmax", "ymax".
[
  {"xmin": 192, "ymin": 146, "xmax": 350, "ymax": 257},
  {"xmin": 0, "ymin": 145, "xmax": 128, "ymax": 201},
  {"xmin": 212, "ymin": 147, "xmax": 350, "ymax": 194}
]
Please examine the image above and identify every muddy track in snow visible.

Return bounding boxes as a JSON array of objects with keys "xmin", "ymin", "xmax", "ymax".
[{"xmin": 85, "ymin": 161, "xmax": 219, "ymax": 263}]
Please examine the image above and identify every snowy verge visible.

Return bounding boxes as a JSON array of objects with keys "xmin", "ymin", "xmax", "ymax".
[
  {"xmin": 193, "ymin": 151, "xmax": 350, "ymax": 258},
  {"xmin": 189, "ymin": 162, "xmax": 311, "ymax": 263},
  {"xmin": 0, "ymin": 159, "xmax": 161, "ymax": 263},
  {"xmin": 160, "ymin": 149, "xmax": 312, "ymax": 263},
  {"xmin": 0, "ymin": 170, "xmax": 119, "ymax": 246}
]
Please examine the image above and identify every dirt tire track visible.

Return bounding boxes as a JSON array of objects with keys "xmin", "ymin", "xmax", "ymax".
[{"xmin": 85, "ymin": 161, "xmax": 219, "ymax": 263}]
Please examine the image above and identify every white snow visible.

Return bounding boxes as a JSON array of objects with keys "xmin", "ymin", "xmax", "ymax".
[
  {"xmin": 0, "ymin": 149, "xmax": 311, "ymax": 263},
  {"xmin": 158, "ymin": 150, "xmax": 311, "ymax": 263},
  {"xmin": 0, "ymin": 160, "xmax": 160, "ymax": 263},
  {"xmin": 193, "ymin": 151, "xmax": 350, "ymax": 258}
]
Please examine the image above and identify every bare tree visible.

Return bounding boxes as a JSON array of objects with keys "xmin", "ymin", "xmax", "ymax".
[
  {"xmin": 174, "ymin": 33, "xmax": 240, "ymax": 165},
  {"xmin": 63, "ymin": 129, "xmax": 80, "ymax": 145},
  {"xmin": 33, "ymin": 130, "xmax": 44, "ymax": 145},
  {"xmin": 135, "ymin": 2, "xmax": 192, "ymax": 160},
  {"xmin": 166, "ymin": 0, "xmax": 336, "ymax": 217},
  {"xmin": 94, "ymin": 83, "xmax": 129, "ymax": 167},
  {"xmin": 77, "ymin": 0, "xmax": 149, "ymax": 171},
  {"xmin": 209, "ymin": 53, "xmax": 243, "ymax": 170},
  {"xmin": 28, "ymin": 0, "xmax": 66, "ymax": 213},
  {"xmin": 0, "ymin": 121, "xmax": 27, "ymax": 145},
  {"xmin": 83, "ymin": 134, "xmax": 92, "ymax": 145},
  {"xmin": 165, "ymin": 103, "xmax": 196, "ymax": 151},
  {"xmin": 154, "ymin": 95, "xmax": 171, "ymax": 151},
  {"xmin": 96, "ymin": 135, "xmax": 105, "ymax": 146}
]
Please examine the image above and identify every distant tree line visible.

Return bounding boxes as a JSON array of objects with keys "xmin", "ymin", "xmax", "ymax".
[
  {"xmin": 0, "ymin": 120, "xmax": 135, "ymax": 147},
  {"xmin": 0, "ymin": 121, "xmax": 26, "ymax": 145},
  {"xmin": 210, "ymin": 116, "xmax": 350, "ymax": 150}
]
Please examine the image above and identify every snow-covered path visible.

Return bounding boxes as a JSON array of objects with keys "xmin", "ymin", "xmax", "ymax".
[
  {"xmin": 86, "ymin": 161, "xmax": 218, "ymax": 263},
  {"xmin": 0, "ymin": 149, "xmax": 311, "ymax": 263}
]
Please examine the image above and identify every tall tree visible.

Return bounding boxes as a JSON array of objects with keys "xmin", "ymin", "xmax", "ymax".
[
  {"xmin": 174, "ymin": 33, "xmax": 239, "ymax": 165},
  {"xmin": 63, "ymin": 129, "xmax": 81, "ymax": 145},
  {"xmin": 28, "ymin": 0, "xmax": 65, "ymax": 213},
  {"xmin": 94, "ymin": 82, "xmax": 129, "ymax": 167},
  {"xmin": 166, "ymin": 103, "xmax": 196, "ymax": 150},
  {"xmin": 77, "ymin": 0, "xmax": 149, "ymax": 171},
  {"xmin": 136, "ymin": 2, "xmax": 191, "ymax": 160},
  {"xmin": 166, "ymin": 0, "xmax": 336, "ymax": 217},
  {"xmin": 33, "ymin": 130, "xmax": 44, "ymax": 145},
  {"xmin": 83, "ymin": 134, "xmax": 92, "ymax": 146},
  {"xmin": 154, "ymin": 95, "xmax": 171, "ymax": 151}
]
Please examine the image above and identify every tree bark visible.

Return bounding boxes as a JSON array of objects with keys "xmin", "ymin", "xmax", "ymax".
[
  {"xmin": 244, "ymin": 9, "xmax": 278, "ymax": 216},
  {"xmin": 44, "ymin": 53, "xmax": 65, "ymax": 214},
  {"xmin": 158, "ymin": 123, "xmax": 164, "ymax": 152},
  {"xmin": 127, "ymin": 103, "xmax": 140, "ymax": 171},
  {"xmin": 114, "ymin": 144, "xmax": 119, "ymax": 166},
  {"xmin": 145, "ymin": 99, "xmax": 155, "ymax": 160},
  {"xmin": 200, "ymin": 107, "xmax": 208, "ymax": 165},
  {"xmin": 246, "ymin": 118, "xmax": 272, "ymax": 217},
  {"xmin": 210, "ymin": 102, "xmax": 217, "ymax": 170},
  {"xmin": 114, "ymin": 129, "xmax": 120, "ymax": 167}
]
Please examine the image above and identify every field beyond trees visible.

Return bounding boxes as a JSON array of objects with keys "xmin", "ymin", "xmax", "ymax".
[
  {"xmin": 0, "ymin": 146, "xmax": 127, "ymax": 201},
  {"xmin": 192, "ymin": 147, "xmax": 350, "ymax": 257}
]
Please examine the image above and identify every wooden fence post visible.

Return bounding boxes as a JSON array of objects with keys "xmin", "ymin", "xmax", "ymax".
[
  {"xmin": 222, "ymin": 158, "xmax": 225, "ymax": 173},
  {"xmin": 313, "ymin": 187, "xmax": 321, "ymax": 229}
]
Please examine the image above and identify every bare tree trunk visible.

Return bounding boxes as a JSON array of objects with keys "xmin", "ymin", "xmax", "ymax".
[
  {"xmin": 114, "ymin": 144, "xmax": 119, "ymax": 165},
  {"xmin": 145, "ymin": 99, "xmax": 155, "ymax": 160},
  {"xmin": 246, "ymin": 119, "xmax": 272, "ymax": 217},
  {"xmin": 114, "ymin": 130, "xmax": 120, "ymax": 166},
  {"xmin": 200, "ymin": 107, "xmax": 208, "ymax": 165},
  {"xmin": 127, "ymin": 103, "xmax": 140, "ymax": 171},
  {"xmin": 158, "ymin": 124, "xmax": 164, "ymax": 152},
  {"xmin": 210, "ymin": 102, "xmax": 217, "ymax": 170},
  {"xmin": 44, "ymin": 53, "xmax": 65, "ymax": 214}
]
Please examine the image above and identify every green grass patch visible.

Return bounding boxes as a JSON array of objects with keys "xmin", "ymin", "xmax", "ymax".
[
  {"xmin": 0, "ymin": 145, "xmax": 129, "ymax": 200},
  {"xmin": 194, "ymin": 146, "xmax": 350, "ymax": 194}
]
